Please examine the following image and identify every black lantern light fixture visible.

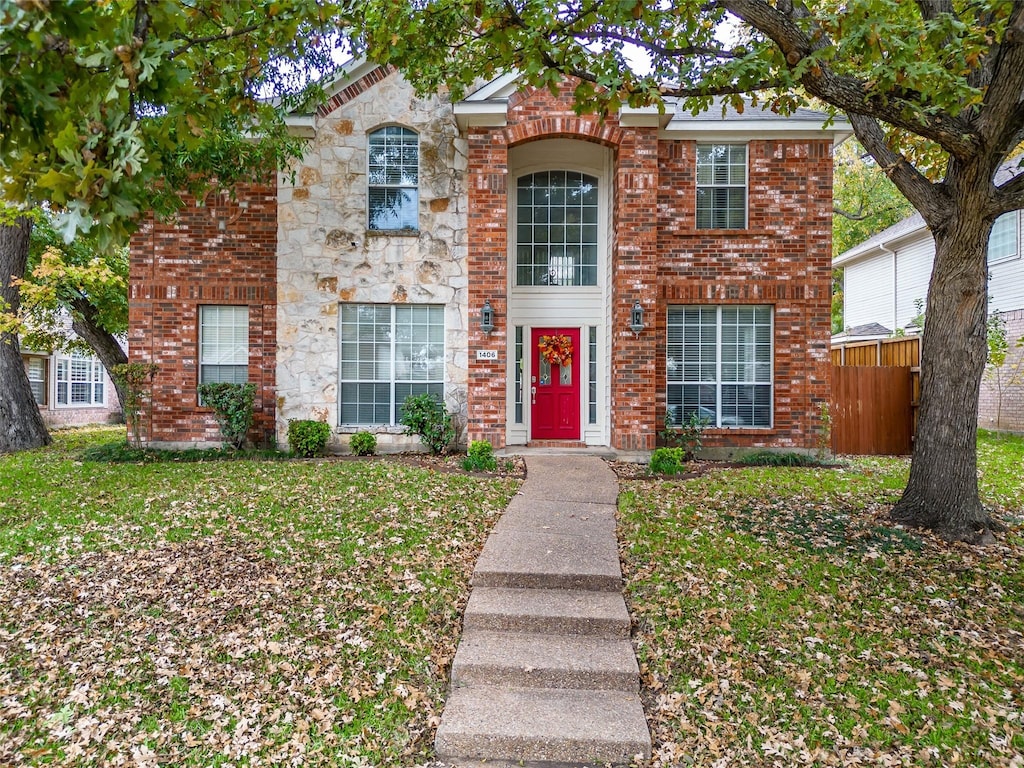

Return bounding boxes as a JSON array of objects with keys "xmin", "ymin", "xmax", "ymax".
[
  {"xmin": 480, "ymin": 299, "xmax": 495, "ymax": 334},
  {"xmin": 630, "ymin": 300, "xmax": 645, "ymax": 336}
]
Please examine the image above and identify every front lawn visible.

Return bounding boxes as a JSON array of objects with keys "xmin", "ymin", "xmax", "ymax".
[
  {"xmin": 620, "ymin": 431, "xmax": 1024, "ymax": 767},
  {"xmin": 0, "ymin": 427, "xmax": 520, "ymax": 766}
]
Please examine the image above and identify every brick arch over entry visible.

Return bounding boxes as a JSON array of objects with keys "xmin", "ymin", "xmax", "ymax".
[{"xmin": 503, "ymin": 82, "xmax": 624, "ymax": 148}]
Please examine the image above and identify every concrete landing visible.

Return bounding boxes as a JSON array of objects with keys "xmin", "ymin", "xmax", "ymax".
[{"xmin": 435, "ymin": 455, "xmax": 651, "ymax": 767}]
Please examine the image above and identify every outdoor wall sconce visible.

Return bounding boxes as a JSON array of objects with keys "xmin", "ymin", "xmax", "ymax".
[
  {"xmin": 630, "ymin": 300, "xmax": 645, "ymax": 336},
  {"xmin": 480, "ymin": 299, "xmax": 495, "ymax": 334}
]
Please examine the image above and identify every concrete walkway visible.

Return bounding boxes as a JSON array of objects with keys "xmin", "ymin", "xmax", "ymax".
[{"xmin": 435, "ymin": 456, "xmax": 652, "ymax": 767}]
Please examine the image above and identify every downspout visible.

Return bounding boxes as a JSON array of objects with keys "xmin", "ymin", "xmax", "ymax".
[{"xmin": 879, "ymin": 241, "xmax": 897, "ymax": 336}]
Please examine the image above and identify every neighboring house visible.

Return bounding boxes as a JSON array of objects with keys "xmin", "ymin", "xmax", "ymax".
[
  {"xmin": 835, "ymin": 186, "xmax": 1024, "ymax": 432},
  {"xmin": 21, "ymin": 346, "xmax": 121, "ymax": 428},
  {"xmin": 128, "ymin": 61, "xmax": 850, "ymax": 454}
]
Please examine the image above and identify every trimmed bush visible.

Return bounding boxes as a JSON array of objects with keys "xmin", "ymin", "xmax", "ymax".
[
  {"xmin": 288, "ymin": 419, "xmax": 332, "ymax": 458},
  {"xmin": 349, "ymin": 431, "xmax": 377, "ymax": 457},
  {"xmin": 399, "ymin": 393, "xmax": 454, "ymax": 455},
  {"xmin": 462, "ymin": 440, "xmax": 497, "ymax": 472},
  {"xmin": 196, "ymin": 382, "xmax": 255, "ymax": 449},
  {"xmin": 649, "ymin": 446, "xmax": 687, "ymax": 476},
  {"xmin": 739, "ymin": 450, "xmax": 820, "ymax": 467}
]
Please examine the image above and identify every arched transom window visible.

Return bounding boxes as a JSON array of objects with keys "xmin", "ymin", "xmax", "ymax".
[{"xmin": 515, "ymin": 171, "xmax": 599, "ymax": 286}]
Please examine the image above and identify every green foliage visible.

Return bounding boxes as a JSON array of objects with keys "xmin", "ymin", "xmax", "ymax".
[
  {"xmin": 817, "ymin": 400, "xmax": 833, "ymax": 461},
  {"xmin": 987, "ymin": 312, "xmax": 1009, "ymax": 370},
  {"xmin": 739, "ymin": 450, "xmax": 821, "ymax": 467},
  {"xmin": 399, "ymin": 393, "xmax": 454, "ymax": 455},
  {"xmin": 196, "ymin": 382, "xmax": 255, "ymax": 450},
  {"xmin": 660, "ymin": 410, "xmax": 709, "ymax": 460},
  {"xmin": 287, "ymin": 419, "xmax": 332, "ymax": 458},
  {"xmin": 649, "ymin": 447, "xmax": 687, "ymax": 476},
  {"xmin": 832, "ymin": 141, "xmax": 916, "ymax": 258},
  {"xmin": 349, "ymin": 430, "xmax": 378, "ymax": 457},
  {"xmin": 1, "ymin": 1, "xmax": 352, "ymax": 242},
  {"xmin": 462, "ymin": 440, "xmax": 497, "ymax": 472},
  {"xmin": 111, "ymin": 362, "xmax": 158, "ymax": 449}
]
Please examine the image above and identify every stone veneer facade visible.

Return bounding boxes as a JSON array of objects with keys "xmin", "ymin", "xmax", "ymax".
[{"xmin": 129, "ymin": 66, "xmax": 837, "ymax": 454}]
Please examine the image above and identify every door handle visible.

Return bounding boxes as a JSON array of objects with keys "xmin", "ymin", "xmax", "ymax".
[{"xmin": 531, "ymin": 386, "xmax": 537, "ymax": 405}]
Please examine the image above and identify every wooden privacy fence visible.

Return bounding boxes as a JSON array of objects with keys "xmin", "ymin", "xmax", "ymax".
[{"xmin": 830, "ymin": 336, "xmax": 921, "ymax": 455}]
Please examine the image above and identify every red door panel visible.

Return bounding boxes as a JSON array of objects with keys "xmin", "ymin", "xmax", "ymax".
[{"xmin": 531, "ymin": 328, "xmax": 581, "ymax": 440}]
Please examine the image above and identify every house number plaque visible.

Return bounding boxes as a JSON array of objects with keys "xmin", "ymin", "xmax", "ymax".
[{"xmin": 476, "ymin": 349, "xmax": 498, "ymax": 361}]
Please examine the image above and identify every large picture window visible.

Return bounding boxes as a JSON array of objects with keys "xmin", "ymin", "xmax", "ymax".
[
  {"xmin": 696, "ymin": 144, "xmax": 747, "ymax": 229},
  {"xmin": 339, "ymin": 304, "xmax": 444, "ymax": 425},
  {"xmin": 667, "ymin": 305, "xmax": 772, "ymax": 428},
  {"xmin": 515, "ymin": 170, "xmax": 599, "ymax": 286},
  {"xmin": 56, "ymin": 353, "xmax": 104, "ymax": 407},
  {"xmin": 368, "ymin": 126, "xmax": 419, "ymax": 231},
  {"xmin": 199, "ymin": 305, "xmax": 249, "ymax": 385}
]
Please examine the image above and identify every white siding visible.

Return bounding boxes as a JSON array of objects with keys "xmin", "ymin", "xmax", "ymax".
[
  {"xmin": 844, "ymin": 253, "xmax": 895, "ymax": 331},
  {"xmin": 895, "ymin": 237, "xmax": 934, "ymax": 329},
  {"xmin": 989, "ymin": 255, "xmax": 1024, "ymax": 314}
]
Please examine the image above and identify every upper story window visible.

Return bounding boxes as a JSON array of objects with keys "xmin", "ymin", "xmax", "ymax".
[
  {"xmin": 56, "ymin": 353, "xmax": 104, "ymax": 407},
  {"xmin": 368, "ymin": 126, "xmax": 419, "ymax": 231},
  {"xmin": 988, "ymin": 211, "xmax": 1019, "ymax": 264},
  {"xmin": 199, "ymin": 305, "xmax": 249, "ymax": 385},
  {"xmin": 515, "ymin": 170, "xmax": 599, "ymax": 286},
  {"xmin": 696, "ymin": 144, "xmax": 747, "ymax": 229}
]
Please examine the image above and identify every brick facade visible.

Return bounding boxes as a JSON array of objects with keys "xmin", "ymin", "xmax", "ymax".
[
  {"xmin": 129, "ymin": 71, "xmax": 838, "ymax": 454},
  {"xmin": 128, "ymin": 184, "xmax": 278, "ymax": 447},
  {"xmin": 979, "ymin": 308, "xmax": 1024, "ymax": 432},
  {"xmin": 465, "ymin": 80, "xmax": 834, "ymax": 452}
]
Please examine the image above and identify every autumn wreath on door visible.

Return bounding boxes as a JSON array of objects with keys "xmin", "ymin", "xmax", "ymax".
[{"xmin": 538, "ymin": 334, "xmax": 573, "ymax": 366}]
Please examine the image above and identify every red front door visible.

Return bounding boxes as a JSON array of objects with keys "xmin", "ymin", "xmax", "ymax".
[{"xmin": 531, "ymin": 328, "xmax": 581, "ymax": 440}]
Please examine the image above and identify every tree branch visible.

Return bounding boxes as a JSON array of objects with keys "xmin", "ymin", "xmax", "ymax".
[
  {"xmin": 848, "ymin": 112, "xmax": 948, "ymax": 221},
  {"xmin": 722, "ymin": 0, "xmax": 982, "ymax": 161},
  {"xmin": 978, "ymin": 6, "xmax": 1024, "ymax": 162}
]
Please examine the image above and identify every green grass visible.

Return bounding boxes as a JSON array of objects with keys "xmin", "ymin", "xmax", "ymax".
[
  {"xmin": 620, "ymin": 431, "xmax": 1024, "ymax": 767},
  {"xmin": 0, "ymin": 426, "xmax": 520, "ymax": 766}
]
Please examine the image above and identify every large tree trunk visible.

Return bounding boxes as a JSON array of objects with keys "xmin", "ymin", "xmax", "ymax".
[
  {"xmin": 0, "ymin": 217, "xmax": 51, "ymax": 452},
  {"xmin": 70, "ymin": 296, "xmax": 128, "ymax": 413},
  {"xmin": 890, "ymin": 207, "xmax": 995, "ymax": 543}
]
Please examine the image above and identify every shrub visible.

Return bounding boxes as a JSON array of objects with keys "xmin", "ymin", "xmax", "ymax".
[
  {"xmin": 349, "ymin": 430, "xmax": 377, "ymax": 457},
  {"xmin": 660, "ymin": 409, "xmax": 710, "ymax": 460},
  {"xmin": 399, "ymin": 393, "xmax": 454, "ymax": 455},
  {"xmin": 288, "ymin": 419, "xmax": 332, "ymax": 457},
  {"xmin": 462, "ymin": 440, "xmax": 497, "ymax": 471},
  {"xmin": 196, "ymin": 382, "xmax": 255, "ymax": 449},
  {"xmin": 649, "ymin": 446, "xmax": 687, "ymax": 476},
  {"xmin": 112, "ymin": 362, "xmax": 159, "ymax": 448},
  {"xmin": 739, "ymin": 450, "xmax": 819, "ymax": 467}
]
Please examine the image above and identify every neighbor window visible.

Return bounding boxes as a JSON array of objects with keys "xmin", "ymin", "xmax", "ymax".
[
  {"xmin": 25, "ymin": 356, "xmax": 47, "ymax": 405},
  {"xmin": 56, "ymin": 353, "xmax": 104, "ymax": 407},
  {"xmin": 339, "ymin": 303, "xmax": 444, "ymax": 424},
  {"xmin": 696, "ymin": 144, "xmax": 747, "ymax": 229},
  {"xmin": 368, "ymin": 126, "xmax": 419, "ymax": 231},
  {"xmin": 988, "ymin": 211, "xmax": 1019, "ymax": 264},
  {"xmin": 199, "ymin": 305, "xmax": 249, "ymax": 385},
  {"xmin": 667, "ymin": 305, "xmax": 772, "ymax": 428},
  {"xmin": 515, "ymin": 170, "xmax": 599, "ymax": 286}
]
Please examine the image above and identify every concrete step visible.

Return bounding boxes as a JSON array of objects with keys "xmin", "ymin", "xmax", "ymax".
[
  {"xmin": 472, "ymin": 530, "xmax": 623, "ymax": 592},
  {"xmin": 435, "ymin": 686, "xmax": 651, "ymax": 766},
  {"xmin": 463, "ymin": 587, "xmax": 631, "ymax": 638},
  {"xmin": 491, "ymin": 498, "xmax": 619, "ymax": 538},
  {"xmin": 451, "ymin": 630, "xmax": 639, "ymax": 691}
]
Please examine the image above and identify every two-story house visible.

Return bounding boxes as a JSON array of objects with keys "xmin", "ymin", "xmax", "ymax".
[{"xmin": 128, "ymin": 62, "xmax": 849, "ymax": 454}]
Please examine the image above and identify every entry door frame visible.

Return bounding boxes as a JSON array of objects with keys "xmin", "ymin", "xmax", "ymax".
[{"xmin": 530, "ymin": 327, "xmax": 582, "ymax": 441}]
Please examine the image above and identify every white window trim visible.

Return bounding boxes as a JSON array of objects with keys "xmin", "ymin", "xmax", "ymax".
[
  {"xmin": 367, "ymin": 125, "xmax": 420, "ymax": 233},
  {"xmin": 198, "ymin": 305, "xmax": 250, "ymax": 387},
  {"xmin": 695, "ymin": 143, "xmax": 749, "ymax": 230},
  {"xmin": 54, "ymin": 352, "xmax": 105, "ymax": 408},
  {"xmin": 337, "ymin": 303, "xmax": 446, "ymax": 427},
  {"xmin": 667, "ymin": 305, "xmax": 774, "ymax": 429},
  {"xmin": 988, "ymin": 210, "xmax": 1020, "ymax": 265}
]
